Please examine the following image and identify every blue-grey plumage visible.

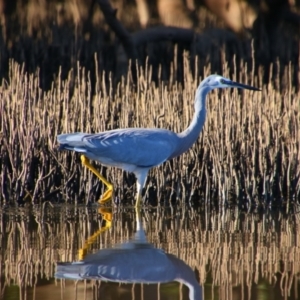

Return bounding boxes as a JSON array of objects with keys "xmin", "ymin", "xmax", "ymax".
[
  {"xmin": 55, "ymin": 208, "xmax": 202, "ymax": 300},
  {"xmin": 55, "ymin": 248, "xmax": 202, "ymax": 300},
  {"xmin": 57, "ymin": 75, "xmax": 260, "ymax": 207},
  {"xmin": 58, "ymin": 128, "xmax": 179, "ymax": 169}
]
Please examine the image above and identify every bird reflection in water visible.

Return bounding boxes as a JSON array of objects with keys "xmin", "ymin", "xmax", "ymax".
[{"xmin": 55, "ymin": 208, "xmax": 202, "ymax": 300}]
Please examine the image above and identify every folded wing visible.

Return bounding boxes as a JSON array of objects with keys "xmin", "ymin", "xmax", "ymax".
[{"xmin": 58, "ymin": 128, "xmax": 179, "ymax": 168}]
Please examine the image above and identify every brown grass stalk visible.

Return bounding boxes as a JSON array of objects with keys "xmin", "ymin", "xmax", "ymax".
[
  {"xmin": 0, "ymin": 55, "xmax": 299, "ymax": 206},
  {"xmin": 1, "ymin": 207, "xmax": 299, "ymax": 299}
]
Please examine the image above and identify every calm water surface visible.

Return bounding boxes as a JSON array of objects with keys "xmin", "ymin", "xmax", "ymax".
[{"xmin": 1, "ymin": 205, "xmax": 299, "ymax": 300}]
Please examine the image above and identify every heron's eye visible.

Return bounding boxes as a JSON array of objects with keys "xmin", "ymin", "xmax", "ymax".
[{"xmin": 220, "ymin": 79, "xmax": 225, "ymax": 84}]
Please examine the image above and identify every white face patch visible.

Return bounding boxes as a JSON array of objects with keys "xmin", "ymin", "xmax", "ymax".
[
  {"xmin": 217, "ymin": 76, "xmax": 226, "ymax": 87},
  {"xmin": 216, "ymin": 76, "xmax": 223, "ymax": 82}
]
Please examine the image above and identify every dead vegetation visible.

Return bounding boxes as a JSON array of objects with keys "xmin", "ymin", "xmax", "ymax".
[
  {"xmin": 0, "ymin": 55, "xmax": 299, "ymax": 207},
  {"xmin": 1, "ymin": 207, "xmax": 299, "ymax": 299}
]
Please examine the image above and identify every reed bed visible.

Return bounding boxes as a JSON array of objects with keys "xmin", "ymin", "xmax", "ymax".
[
  {"xmin": 1, "ymin": 207, "xmax": 299, "ymax": 299},
  {"xmin": 0, "ymin": 57, "xmax": 300, "ymax": 207}
]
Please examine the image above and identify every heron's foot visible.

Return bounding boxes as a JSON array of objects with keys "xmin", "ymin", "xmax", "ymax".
[
  {"xmin": 78, "ymin": 248, "xmax": 87, "ymax": 261},
  {"xmin": 98, "ymin": 185, "xmax": 114, "ymax": 204},
  {"xmin": 98, "ymin": 207, "xmax": 113, "ymax": 224}
]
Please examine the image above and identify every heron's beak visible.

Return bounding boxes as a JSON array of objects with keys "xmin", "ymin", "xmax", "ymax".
[{"xmin": 224, "ymin": 79, "xmax": 261, "ymax": 91}]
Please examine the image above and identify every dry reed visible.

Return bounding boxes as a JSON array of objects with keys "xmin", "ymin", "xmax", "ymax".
[
  {"xmin": 1, "ymin": 207, "xmax": 299, "ymax": 299},
  {"xmin": 0, "ymin": 55, "xmax": 299, "ymax": 207}
]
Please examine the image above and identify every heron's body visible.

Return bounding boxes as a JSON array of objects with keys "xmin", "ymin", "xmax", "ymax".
[
  {"xmin": 58, "ymin": 128, "xmax": 180, "ymax": 172},
  {"xmin": 56, "ymin": 248, "xmax": 202, "ymax": 300},
  {"xmin": 57, "ymin": 75, "xmax": 260, "ymax": 206},
  {"xmin": 56, "ymin": 245, "xmax": 185, "ymax": 283},
  {"xmin": 55, "ymin": 208, "xmax": 202, "ymax": 300}
]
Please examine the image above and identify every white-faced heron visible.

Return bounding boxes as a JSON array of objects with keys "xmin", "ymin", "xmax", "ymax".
[
  {"xmin": 55, "ymin": 209, "xmax": 202, "ymax": 300},
  {"xmin": 57, "ymin": 75, "xmax": 260, "ymax": 207}
]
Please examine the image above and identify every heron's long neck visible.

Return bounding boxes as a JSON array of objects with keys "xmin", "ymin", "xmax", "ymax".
[
  {"xmin": 173, "ymin": 88, "xmax": 208, "ymax": 157},
  {"xmin": 171, "ymin": 256, "xmax": 202, "ymax": 300}
]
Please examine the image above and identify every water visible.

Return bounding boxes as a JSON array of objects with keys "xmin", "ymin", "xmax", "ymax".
[{"xmin": 1, "ymin": 205, "xmax": 299, "ymax": 300}]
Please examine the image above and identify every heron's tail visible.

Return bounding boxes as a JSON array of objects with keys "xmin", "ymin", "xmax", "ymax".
[
  {"xmin": 55, "ymin": 262, "xmax": 85, "ymax": 279},
  {"xmin": 57, "ymin": 133, "xmax": 87, "ymax": 151}
]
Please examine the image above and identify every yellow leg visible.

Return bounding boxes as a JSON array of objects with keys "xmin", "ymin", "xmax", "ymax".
[
  {"xmin": 135, "ymin": 193, "xmax": 142, "ymax": 208},
  {"xmin": 81, "ymin": 155, "xmax": 114, "ymax": 204},
  {"xmin": 78, "ymin": 208, "xmax": 112, "ymax": 260},
  {"xmin": 135, "ymin": 170, "xmax": 147, "ymax": 208},
  {"xmin": 135, "ymin": 205, "xmax": 141, "ymax": 222}
]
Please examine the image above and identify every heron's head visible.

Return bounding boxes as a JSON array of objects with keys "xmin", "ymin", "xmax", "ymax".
[{"xmin": 199, "ymin": 75, "xmax": 260, "ymax": 92}]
